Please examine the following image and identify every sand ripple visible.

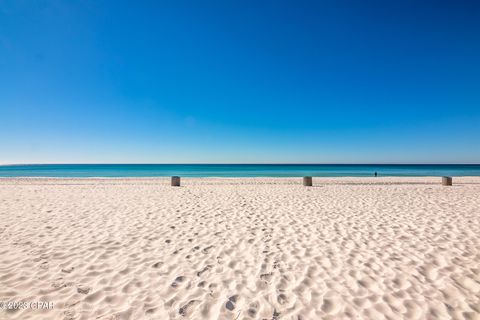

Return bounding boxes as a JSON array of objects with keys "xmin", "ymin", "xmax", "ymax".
[{"xmin": 1, "ymin": 177, "xmax": 480, "ymax": 319}]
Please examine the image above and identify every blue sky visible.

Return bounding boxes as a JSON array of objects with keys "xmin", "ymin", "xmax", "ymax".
[{"xmin": 1, "ymin": 0, "xmax": 479, "ymax": 164}]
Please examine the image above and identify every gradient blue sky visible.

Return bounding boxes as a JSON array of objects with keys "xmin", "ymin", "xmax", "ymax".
[{"xmin": 1, "ymin": 0, "xmax": 479, "ymax": 164}]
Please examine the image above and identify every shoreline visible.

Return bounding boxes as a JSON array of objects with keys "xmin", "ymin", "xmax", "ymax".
[
  {"xmin": 1, "ymin": 176, "xmax": 480, "ymax": 184},
  {"xmin": 1, "ymin": 175, "xmax": 480, "ymax": 179}
]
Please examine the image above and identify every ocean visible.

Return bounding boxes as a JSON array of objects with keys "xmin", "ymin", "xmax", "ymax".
[{"xmin": 0, "ymin": 164, "xmax": 479, "ymax": 177}]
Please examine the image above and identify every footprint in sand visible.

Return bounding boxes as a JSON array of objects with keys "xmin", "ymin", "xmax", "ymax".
[
  {"xmin": 77, "ymin": 285, "xmax": 91, "ymax": 294},
  {"xmin": 63, "ymin": 310, "xmax": 75, "ymax": 320},
  {"xmin": 173, "ymin": 248, "xmax": 184, "ymax": 255},
  {"xmin": 171, "ymin": 276, "xmax": 185, "ymax": 288},
  {"xmin": 178, "ymin": 300, "xmax": 199, "ymax": 317},
  {"xmin": 247, "ymin": 302, "xmax": 259, "ymax": 317},
  {"xmin": 61, "ymin": 266, "xmax": 75, "ymax": 273},
  {"xmin": 197, "ymin": 265, "xmax": 212, "ymax": 277},
  {"xmin": 277, "ymin": 293, "xmax": 288, "ymax": 305},
  {"xmin": 225, "ymin": 301, "xmax": 235, "ymax": 311},
  {"xmin": 202, "ymin": 245, "xmax": 214, "ymax": 254},
  {"xmin": 52, "ymin": 280, "xmax": 74, "ymax": 289},
  {"xmin": 225, "ymin": 295, "xmax": 238, "ymax": 311},
  {"xmin": 260, "ymin": 272, "xmax": 273, "ymax": 282},
  {"xmin": 272, "ymin": 309, "xmax": 281, "ymax": 320},
  {"xmin": 247, "ymin": 308, "xmax": 257, "ymax": 317}
]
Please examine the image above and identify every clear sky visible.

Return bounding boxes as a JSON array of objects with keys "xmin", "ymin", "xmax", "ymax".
[{"xmin": 1, "ymin": 0, "xmax": 479, "ymax": 164}]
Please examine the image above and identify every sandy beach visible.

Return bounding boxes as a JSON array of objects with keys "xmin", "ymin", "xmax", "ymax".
[{"xmin": 1, "ymin": 177, "xmax": 479, "ymax": 320}]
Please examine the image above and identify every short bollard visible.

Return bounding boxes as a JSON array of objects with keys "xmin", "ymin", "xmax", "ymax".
[
  {"xmin": 442, "ymin": 176, "xmax": 452, "ymax": 186},
  {"xmin": 303, "ymin": 176, "xmax": 312, "ymax": 186},
  {"xmin": 171, "ymin": 176, "xmax": 181, "ymax": 187}
]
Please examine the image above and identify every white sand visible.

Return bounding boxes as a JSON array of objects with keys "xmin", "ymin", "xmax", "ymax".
[{"xmin": 1, "ymin": 177, "xmax": 480, "ymax": 320}]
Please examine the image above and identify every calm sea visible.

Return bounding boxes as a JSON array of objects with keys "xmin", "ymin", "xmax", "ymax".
[{"xmin": 0, "ymin": 164, "xmax": 479, "ymax": 177}]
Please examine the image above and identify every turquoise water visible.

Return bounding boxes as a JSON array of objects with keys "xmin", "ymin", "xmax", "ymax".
[{"xmin": 0, "ymin": 164, "xmax": 479, "ymax": 177}]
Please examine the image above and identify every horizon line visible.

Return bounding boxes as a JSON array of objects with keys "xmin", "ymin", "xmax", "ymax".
[{"xmin": 2, "ymin": 163, "xmax": 480, "ymax": 166}]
